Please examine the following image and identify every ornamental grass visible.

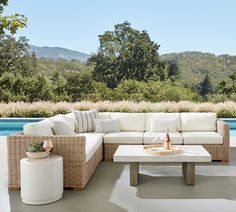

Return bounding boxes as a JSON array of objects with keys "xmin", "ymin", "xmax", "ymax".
[{"xmin": 0, "ymin": 101, "xmax": 235, "ymax": 118}]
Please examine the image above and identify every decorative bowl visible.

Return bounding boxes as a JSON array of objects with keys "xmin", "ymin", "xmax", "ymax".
[{"xmin": 26, "ymin": 151, "xmax": 49, "ymax": 159}]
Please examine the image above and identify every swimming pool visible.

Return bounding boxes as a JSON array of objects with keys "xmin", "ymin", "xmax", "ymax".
[
  {"xmin": 223, "ymin": 119, "xmax": 236, "ymax": 137},
  {"xmin": 0, "ymin": 118, "xmax": 43, "ymax": 136}
]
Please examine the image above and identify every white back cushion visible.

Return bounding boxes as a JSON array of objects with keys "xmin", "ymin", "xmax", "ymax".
[
  {"xmin": 146, "ymin": 113, "xmax": 181, "ymax": 131},
  {"xmin": 98, "ymin": 112, "xmax": 111, "ymax": 119},
  {"xmin": 53, "ymin": 120, "xmax": 76, "ymax": 135},
  {"xmin": 49, "ymin": 114, "xmax": 75, "ymax": 130},
  {"xmin": 95, "ymin": 119, "xmax": 120, "ymax": 133},
  {"xmin": 24, "ymin": 119, "xmax": 54, "ymax": 136},
  {"xmin": 110, "ymin": 112, "xmax": 145, "ymax": 131},
  {"xmin": 181, "ymin": 113, "xmax": 217, "ymax": 132},
  {"xmin": 150, "ymin": 118, "xmax": 177, "ymax": 132},
  {"xmin": 64, "ymin": 112, "xmax": 76, "ymax": 129}
]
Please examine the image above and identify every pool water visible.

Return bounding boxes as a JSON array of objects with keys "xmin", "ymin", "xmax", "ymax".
[
  {"xmin": 0, "ymin": 118, "xmax": 43, "ymax": 136},
  {"xmin": 223, "ymin": 119, "xmax": 236, "ymax": 137}
]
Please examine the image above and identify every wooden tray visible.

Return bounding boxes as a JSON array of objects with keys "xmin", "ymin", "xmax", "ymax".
[{"xmin": 143, "ymin": 144, "xmax": 180, "ymax": 155}]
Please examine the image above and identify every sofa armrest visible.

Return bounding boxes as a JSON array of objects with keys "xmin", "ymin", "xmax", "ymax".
[
  {"xmin": 216, "ymin": 119, "xmax": 230, "ymax": 146},
  {"xmin": 7, "ymin": 135, "xmax": 86, "ymax": 164},
  {"xmin": 7, "ymin": 135, "xmax": 86, "ymax": 189}
]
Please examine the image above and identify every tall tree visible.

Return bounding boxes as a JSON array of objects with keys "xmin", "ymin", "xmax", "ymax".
[
  {"xmin": 165, "ymin": 60, "xmax": 179, "ymax": 82},
  {"xmin": 229, "ymin": 72, "xmax": 236, "ymax": 91},
  {"xmin": 88, "ymin": 21, "xmax": 166, "ymax": 88},
  {"xmin": 199, "ymin": 74, "xmax": 212, "ymax": 97},
  {"xmin": 0, "ymin": 0, "xmax": 27, "ymax": 35},
  {"xmin": 0, "ymin": 36, "xmax": 37, "ymax": 76}
]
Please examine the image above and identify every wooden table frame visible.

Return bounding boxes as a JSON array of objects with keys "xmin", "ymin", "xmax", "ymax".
[{"xmin": 130, "ymin": 162, "xmax": 195, "ymax": 186}]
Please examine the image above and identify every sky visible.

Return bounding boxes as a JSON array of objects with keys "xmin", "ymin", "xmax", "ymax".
[{"xmin": 4, "ymin": 0, "xmax": 236, "ymax": 55}]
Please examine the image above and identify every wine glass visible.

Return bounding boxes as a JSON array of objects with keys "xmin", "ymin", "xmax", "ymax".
[
  {"xmin": 152, "ymin": 136, "xmax": 158, "ymax": 148},
  {"xmin": 43, "ymin": 140, "xmax": 53, "ymax": 158}
]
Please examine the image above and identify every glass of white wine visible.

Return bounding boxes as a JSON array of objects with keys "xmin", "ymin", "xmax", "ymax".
[{"xmin": 43, "ymin": 140, "xmax": 53, "ymax": 158}]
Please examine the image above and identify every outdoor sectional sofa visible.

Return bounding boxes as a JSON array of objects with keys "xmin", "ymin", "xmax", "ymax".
[{"xmin": 7, "ymin": 112, "xmax": 229, "ymax": 191}]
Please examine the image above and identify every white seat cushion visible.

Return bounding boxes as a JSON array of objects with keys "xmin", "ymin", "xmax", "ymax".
[
  {"xmin": 77, "ymin": 133, "xmax": 104, "ymax": 162},
  {"xmin": 110, "ymin": 113, "xmax": 145, "ymax": 132},
  {"xmin": 146, "ymin": 113, "xmax": 181, "ymax": 131},
  {"xmin": 182, "ymin": 132, "xmax": 223, "ymax": 144},
  {"xmin": 181, "ymin": 113, "xmax": 217, "ymax": 132},
  {"xmin": 143, "ymin": 132, "xmax": 183, "ymax": 144},
  {"xmin": 103, "ymin": 132, "xmax": 143, "ymax": 144},
  {"xmin": 23, "ymin": 119, "xmax": 54, "ymax": 136}
]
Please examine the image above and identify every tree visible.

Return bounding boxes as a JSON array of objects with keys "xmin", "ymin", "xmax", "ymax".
[
  {"xmin": 218, "ymin": 72, "xmax": 236, "ymax": 98},
  {"xmin": 0, "ymin": 36, "xmax": 37, "ymax": 76},
  {"xmin": 229, "ymin": 72, "xmax": 236, "ymax": 91},
  {"xmin": 88, "ymin": 21, "xmax": 166, "ymax": 88},
  {"xmin": 165, "ymin": 60, "xmax": 179, "ymax": 82},
  {"xmin": 64, "ymin": 71, "xmax": 93, "ymax": 102},
  {"xmin": 51, "ymin": 72, "xmax": 70, "ymax": 101},
  {"xmin": 0, "ymin": 0, "xmax": 27, "ymax": 35},
  {"xmin": 198, "ymin": 74, "xmax": 212, "ymax": 97}
]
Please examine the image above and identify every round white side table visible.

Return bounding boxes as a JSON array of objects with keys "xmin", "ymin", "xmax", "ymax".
[{"xmin": 20, "ymin": 155, "xmax": 63, "ymax": 205}]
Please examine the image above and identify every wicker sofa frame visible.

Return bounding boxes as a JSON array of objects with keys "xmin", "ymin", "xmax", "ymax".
[
  {"xmin": 7, "ymin": 135, "xmax": 102, "ymax": 191},
  {"xmin": 104, "ymin": 120, "xmax": 230, "ymax": 162}
]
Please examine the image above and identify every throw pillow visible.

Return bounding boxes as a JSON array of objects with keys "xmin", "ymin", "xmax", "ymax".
[
  {"xmin": 53, "ymin": 120, "xmax": 76, "ymax": 135},
  {"xmin": 51, "ymin": 114, "xmax": 75, "ymax": 130},
  {"xmin": 94, "ymin": 119, "xmax": 120, "ymax": 133},
  {"xmin": 73, "ymin": 109, "xmax": 98, "ymax": 133},
  {"xmin": 150, "ymin": 118, "xmax": 176, "ymax": 132}
]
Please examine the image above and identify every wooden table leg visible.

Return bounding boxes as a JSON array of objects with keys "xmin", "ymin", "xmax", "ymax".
[
  {"xmin": 130, "ymin": 162, "xmax": 139, "ymax": 186},
  {"xmin": 182, "ymin": 162, "xmax": 195, "ymax": 185}
]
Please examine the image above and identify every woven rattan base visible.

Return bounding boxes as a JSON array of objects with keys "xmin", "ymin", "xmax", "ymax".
[{"xmin": 7, "ymin": 135, "xmax": 103, "ymax": 191}]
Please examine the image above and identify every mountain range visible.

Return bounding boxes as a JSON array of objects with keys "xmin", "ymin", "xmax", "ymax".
[{"xmin": 29, "ymin": 45, "xmax": 90, "ymax": 62}]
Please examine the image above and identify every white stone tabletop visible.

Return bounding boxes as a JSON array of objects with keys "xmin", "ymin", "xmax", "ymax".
[{"xmin": 113, "ymin": 145, "xmax": 211, "ymax": 162}]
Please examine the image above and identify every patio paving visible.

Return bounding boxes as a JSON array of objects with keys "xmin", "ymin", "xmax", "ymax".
[{"xmin": 1, "ymin": 136, "xmax": 236, "ymax": 212}]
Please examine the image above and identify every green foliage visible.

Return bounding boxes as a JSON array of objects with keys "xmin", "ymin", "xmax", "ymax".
[
  {"xmin": 26, "ymin": 142, "xmax": 44, "ymax": 152},
  {"xmin": 160, "ymin": 52, "xmax": 236, "ymax": 92},
  {"xmin": 85, "ymin": 81, "xmax": 113, "ymax": 101},
  {"xmin": 88, "ymin": 21, "xmax": 166, "ymax": 88},
  {"xmin": 85, "ymin": 79, "xmax": 198, "ymax": 102},
  {"xmin": 0, "ymin": 36, "xmax": 37, "ymax": 76},
  {"xmin": 0, "ymin": 0, "xmax": 27, "ymax": 35},
  {"xmin": 113, "ymin": 80, "xmax": 198, "ymax": 102},
  {"xmin": 198, "ymin": 74, "xmax": 212, "ymax": 97},
  {"xmin": 37, "ymin": 58, "xmax": 90, "ymax": 75},
  {"xmin": 165, "ymin": 60, "xmax": 179, "ymax": 83},
  {"xmin": 64, "ymin": 71, "xmax": 93, "ymax": 102}
]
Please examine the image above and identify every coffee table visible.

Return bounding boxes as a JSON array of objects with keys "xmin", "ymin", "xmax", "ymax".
[{"xmin": 113, "ymin": 145, "xmax": 211, "ymax": 186}]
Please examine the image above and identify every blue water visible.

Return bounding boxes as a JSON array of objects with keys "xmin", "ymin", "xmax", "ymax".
[
  {"xmin": 0, "ymin": 118, "xmax": 43, "ymax": 136},
  {"xmin": 223, "ymin": 119, "xmax": 236, "ymax": 137}
]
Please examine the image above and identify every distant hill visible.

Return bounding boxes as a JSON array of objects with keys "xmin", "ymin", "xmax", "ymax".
[
  {"xmin": 29, "ymin": 45, "xmax": 90, "ymax": 62},
  {"xmin": 31, "ymin": 46, "xmax": 236, "ymax": 90},
  {"xmin": 160, "ymin": 51, "xmax": 236, "ymax": 89}
]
